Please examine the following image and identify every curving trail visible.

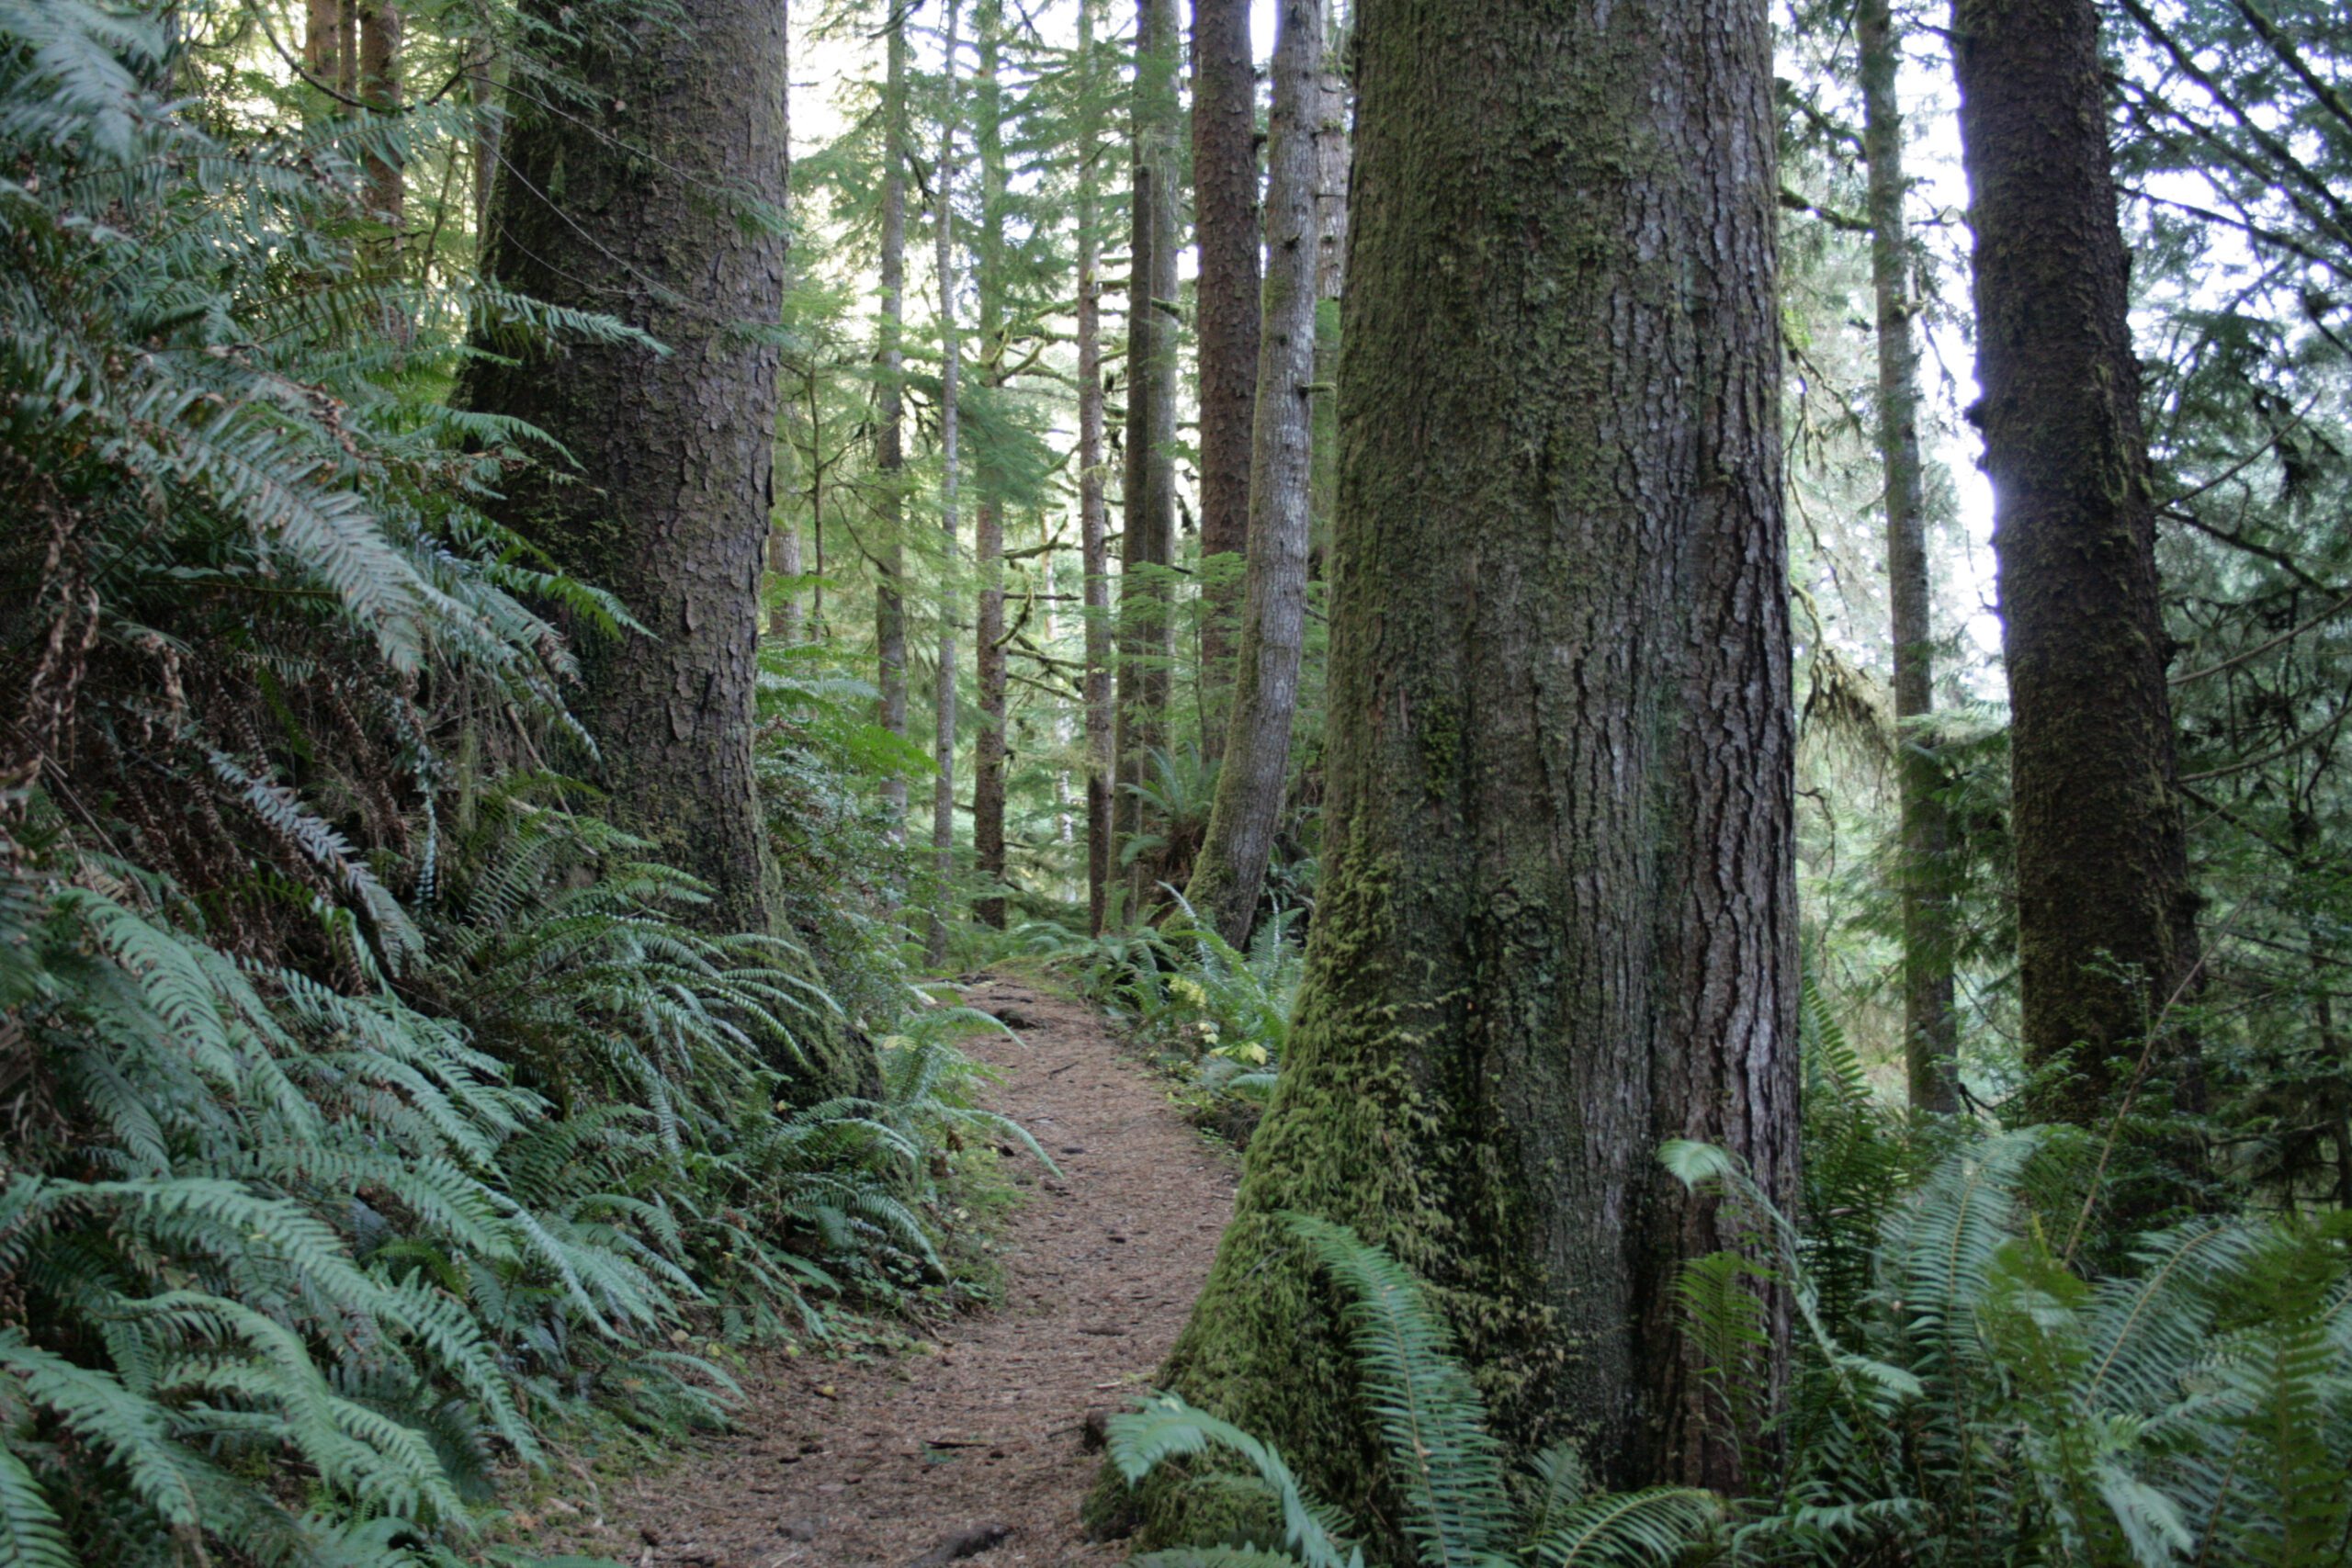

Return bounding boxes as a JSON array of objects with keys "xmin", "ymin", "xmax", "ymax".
[{"xmin": 549, "ymin": 976, "xmax": 1236, "ymax": 1567}]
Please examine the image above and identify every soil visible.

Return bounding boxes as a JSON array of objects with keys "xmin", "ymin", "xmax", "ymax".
[{"xmin": 539, "ymin": 976, "xmax": 1236, "ymax": 1567}]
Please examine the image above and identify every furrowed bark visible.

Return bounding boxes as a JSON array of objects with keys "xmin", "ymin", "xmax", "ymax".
[
  {"xmin": 1183, "ymin": 0, "xmax": 1322, "ymax": 949},
  {"xmin": 1110, "ymin": 0, "xmax": 1796, "ymax": 1547},
  {"xmin": 463, "ymin": 0, "xmax": 875, "ymax": 1098},
  {"xmin": 1191, "ymin": 0, "xmax": 1262, "ymax": 745},
  {"xmin": 1953, "ymin": 0, "xmax": 2206, "ymax": 1155}
]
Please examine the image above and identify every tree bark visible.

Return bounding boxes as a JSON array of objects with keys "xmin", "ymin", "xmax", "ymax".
[
  {"xmin": 876, "ymin": 12, "xmax": 912, "ymax": 858},
  {"xmin": 357, "ymin": 1, "xmax": 402, "ymax": 232},
  {"xmin": 462, "ymin": 0, "xmax": 874, "ymax": 1099},
  {"xmin": 1953, "ymin": 0, "xmax": 2206, "ymax": 1140},
  {"xmin": 1860, "ymin": 0, "xmax": 1958, "ymax": 1112},
  {"xmin": 1191, "ymin": 0, "xmax": 1261, "ymax": 748},
  {"xmin": 925, "ymin": 0, "xmax": 967, "ymax": 970},
  {"xmin": 1112, "ymin": 0, "xmax": 1795, "ymax": 1540},
  {"xmin": 1079, "ymin": 0, "xmax": 1116, "ymax": 935},
  {"xmin": 305, "ymin": 0, "xmax": 339, "ymax": 86},
  {"xmin": 973, "ymin": 0, "xmax": 1011, "ymax": 930},
  {"xmin": 1113, "ymin": 0, "xmax": 1182, "ymax": 917},
  {"xmin": 1307, "ymin": 56, "xmax": 1348, "ymax": 573},
  {"xmin": 1182, "ymin": 0, "xmax": 1321, "ymax": 949}
]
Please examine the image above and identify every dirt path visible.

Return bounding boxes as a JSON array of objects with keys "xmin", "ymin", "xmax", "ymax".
[{"xmin": 560, "ymin": 976, "xmax": 1235, "ymax": 1568}]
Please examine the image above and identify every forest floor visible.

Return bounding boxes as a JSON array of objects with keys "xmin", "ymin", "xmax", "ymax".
[{"xmin": 543, "ymin": 975, "xmax": 1237, "ymax": 1567}]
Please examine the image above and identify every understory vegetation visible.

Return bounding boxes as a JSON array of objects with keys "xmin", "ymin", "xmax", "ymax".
[{"xmin": 0, "ymin": 10, "xmax": 1020, "ymax": 1562}]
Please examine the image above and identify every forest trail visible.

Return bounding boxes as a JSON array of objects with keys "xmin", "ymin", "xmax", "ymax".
[{"xmin": 568, "ymin": 976, "xmax": 1236, "ymax": 1567}]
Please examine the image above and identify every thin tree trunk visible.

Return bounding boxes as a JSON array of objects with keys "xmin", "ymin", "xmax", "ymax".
[
  {"xmin": 1079, "ymin": 0, "xmax": 1116, "ymax": 934},
  {"xmin": 1191, "ymin": 0, "xmax": 1261, "ymax": 749},
  {"xmin": 973, "ymin": 0, "xmax": 1011, "ymax": 930},
  {"xmin": 926, "ymin": 0, "xmax": 967, "ymax": 970},
  {"xmin": 469, "ymin": 38, "xmax": 501, "ymax": 243},
  {"xmin": 357, "ymin": 3, "xmax": 402, "ymax": 222},
  {"xmin": 1109, "ymin": 0, "xmax": 1793, "ymax": 1541},
  {"xmin": 1860, "ymin": 0, "xmax": 1958, "ymax": 1112},
  {"xmin": 462, "ymin": 0, "xmax": 876, "ymax": 1100},
  {"xmin": 1114, "ymin": 0, "xmax": 1182, "ymax": 916},
  {"xmin": 770, "ymin": 516, "xmax": 806, "ymax": 641},
  {"xmin": 1183, "ymin": 0, "xmax": 1320, "ymax": 949},
  {"xmin": 877, "ymin": 12, "xmax": 912, "ymax": 855},
  {"xmin": 1953, "ymin": 0, "xmax": 2206, "ymax": 1151},
  {"xmin": 1307, "ymin": 56, "xmax": 1347, "ymax": 573}
]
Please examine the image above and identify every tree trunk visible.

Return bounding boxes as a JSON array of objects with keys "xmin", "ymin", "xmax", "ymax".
[
  {"xmin": 876, "ymin": 13, "xmax": 912, "ymax": 857},
  {"xmin": 1112, "ymin": 0, "xmax": 1795, "ymax": 1541},
  {"xmin": 1191, "ymin": 0, "xmax": 1261, "ymax": 748},
  {"xmin": 925, "ymin": 0, "xmax": 967, "ymax": 970},
  {"xmin": 357, "ymin": 2, "xmax": 402, "ymax": 229},
  {"xmin": 1307, "ymin": 56, "xmax": 1348, "ymax": 573},
  {"xmin": 305, "ymin": 0, "xmax": 339, "ymax": 85},
  {"xmin": 1182, "ymin": 0, "xmax": 1320, "ymax": 949},
  {"xmin": 1953, "ymin": 0, "xmax": 2206, "ymax": 1141},
  {"xmin": 1079, "ymin": 0, "xmax": 1116, "ymax": 935},
  {"xmin": 973, "ymin": 0, "xmax": 1011, "ymax": 930},
  {"xmin": 1860, "ymin": 0, "xmax": 1958, "ymax": 1112},
  {"xmin": 1114, "ymin": 0, "xmax": 1182, "ymax": 917},
  {"xmin": 462, "ymin": 0, "xmax": 874, "ymax": 1099}
]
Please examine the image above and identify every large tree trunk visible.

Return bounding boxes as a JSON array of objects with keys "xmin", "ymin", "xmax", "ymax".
[
  {"xmin": 1182, "ymin": 0, "xmax": 1321, "ymax": 949},
  {"xmin": 1113, "ymin": 0, "xmax": 1182, "ymax": 916},
  {"xmin": 1953, "ymin": 0, "xmax": 2206, "ymax": 1143},
  {"xmin": 1111, "ymin": 0, "xmax": 1795, "ymax": 1541},
  {"xmin": 463, "ymin": 0, "xmax": 874, "ymax": 1098},
  {"xmin": 925, "ymin": 0, "xmax": 967, "ymax": 971},
  {"xmin": 876, "ymin": 13, "xmax": 912, "ymax": 858},
  {"xmin": 1190, "ymin": 0, "xmax": 1261, "ymax": 748},
  {"xmin": 1079, "ymin": 0, "xmax": 1116, "ymax": 935},
  {"xmin": 1860, "ymin": 0, "xmax": 1958, "ymax": 1113},
  {"xmin": 973, "ymin": 0, "xmax": 1011, "ymax": 930}
]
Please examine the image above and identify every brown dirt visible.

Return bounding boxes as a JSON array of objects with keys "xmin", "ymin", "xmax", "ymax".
[{"xmin": 542, "ymin": 976, "xmax": 1235, "ymax": 1568}]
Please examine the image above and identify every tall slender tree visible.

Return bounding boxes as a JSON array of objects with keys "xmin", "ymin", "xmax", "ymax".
[
  {"xmin": 1860, "ymin": 0, "xmax": 1958, "ymax": 1111},
  {"xmin": 926, "ymin": 0, "xmax": 967, "ymax": 968},
  {"xmin": 463, "ymin": 0, "xmax": 874, "ymax": 1096},
  {"xmin": 1191, "ymin": 0, "xmax": 1261, "ymax": 742},
  {"xmin": 876, "ymin": 7, "xmax": 913, "ymax": 855},
  {"xmin": 1953, "ymin": 0, "xmax": 2206, "ymax": 1139},
  {"xmin": 1078, "ymin": 0, "xmax": 1117, "ymax": 933},
  {"xmin": 1113, "ymin": 0, "xmax": 1182, "ymax": 911},
  {"xmin": 1109, "ymin": 0, "xmax": 1794, "ymax": 1542},
  {"xmin": 1182, "ymin": 0, "xmax": 1321, "ymax": 948},
  {"xmin": 972, "ymin": 0, "xmax": 1012, "ymax": 928}
]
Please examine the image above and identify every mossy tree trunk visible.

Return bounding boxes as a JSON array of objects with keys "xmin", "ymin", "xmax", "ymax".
[
  {"xmin": 1112, "ymin": 0, "xmax": 1796, "ymax": 1543},
  {"xmin": 1953, "ymin": 0, "xmax": 2206, "ymax": 1143},
  {"xmin": 1183, "ymin": 0, "xmax": 1322, "ymax": 949},
  {"xmin": 1079, "ymin": 0, "xmax": 1117, "ymax": 936},
  {"xmin": 1114, "ymin": 0, "xmax": 1182, "ymax": 918},
  {"xmin": 1191, "ymin": 0, "xmax": 1261, "ymax": 749},
  {"xmin": 973, "ymin": 0, "xmax": 1011, "ymax": 931},
  {"xmin": 462, "ymin": 0, "xmax": 874, "ymax": 1099},
  {"xmin": 1860, "ymin": 0, "xmax": 1959, "ymax": 1112}
]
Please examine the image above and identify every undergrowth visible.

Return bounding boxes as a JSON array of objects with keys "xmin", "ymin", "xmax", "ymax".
[{"xmin": 0, "ymin": 11, "xmax": 1022, "ymax": 1563}]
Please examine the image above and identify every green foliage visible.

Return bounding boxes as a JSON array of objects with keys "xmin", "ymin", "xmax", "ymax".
[
  {"xmin": 0, "ymin": 11, "xmax": 1004, "ymax": 1562},
  {"xmin": 1668, "ymin": 1129, "xmax": 2352, "ymax": 1565},
  {"xmin": 1107, "ymin": 1215, "xmax": 1723, "ymax": 1568}
]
